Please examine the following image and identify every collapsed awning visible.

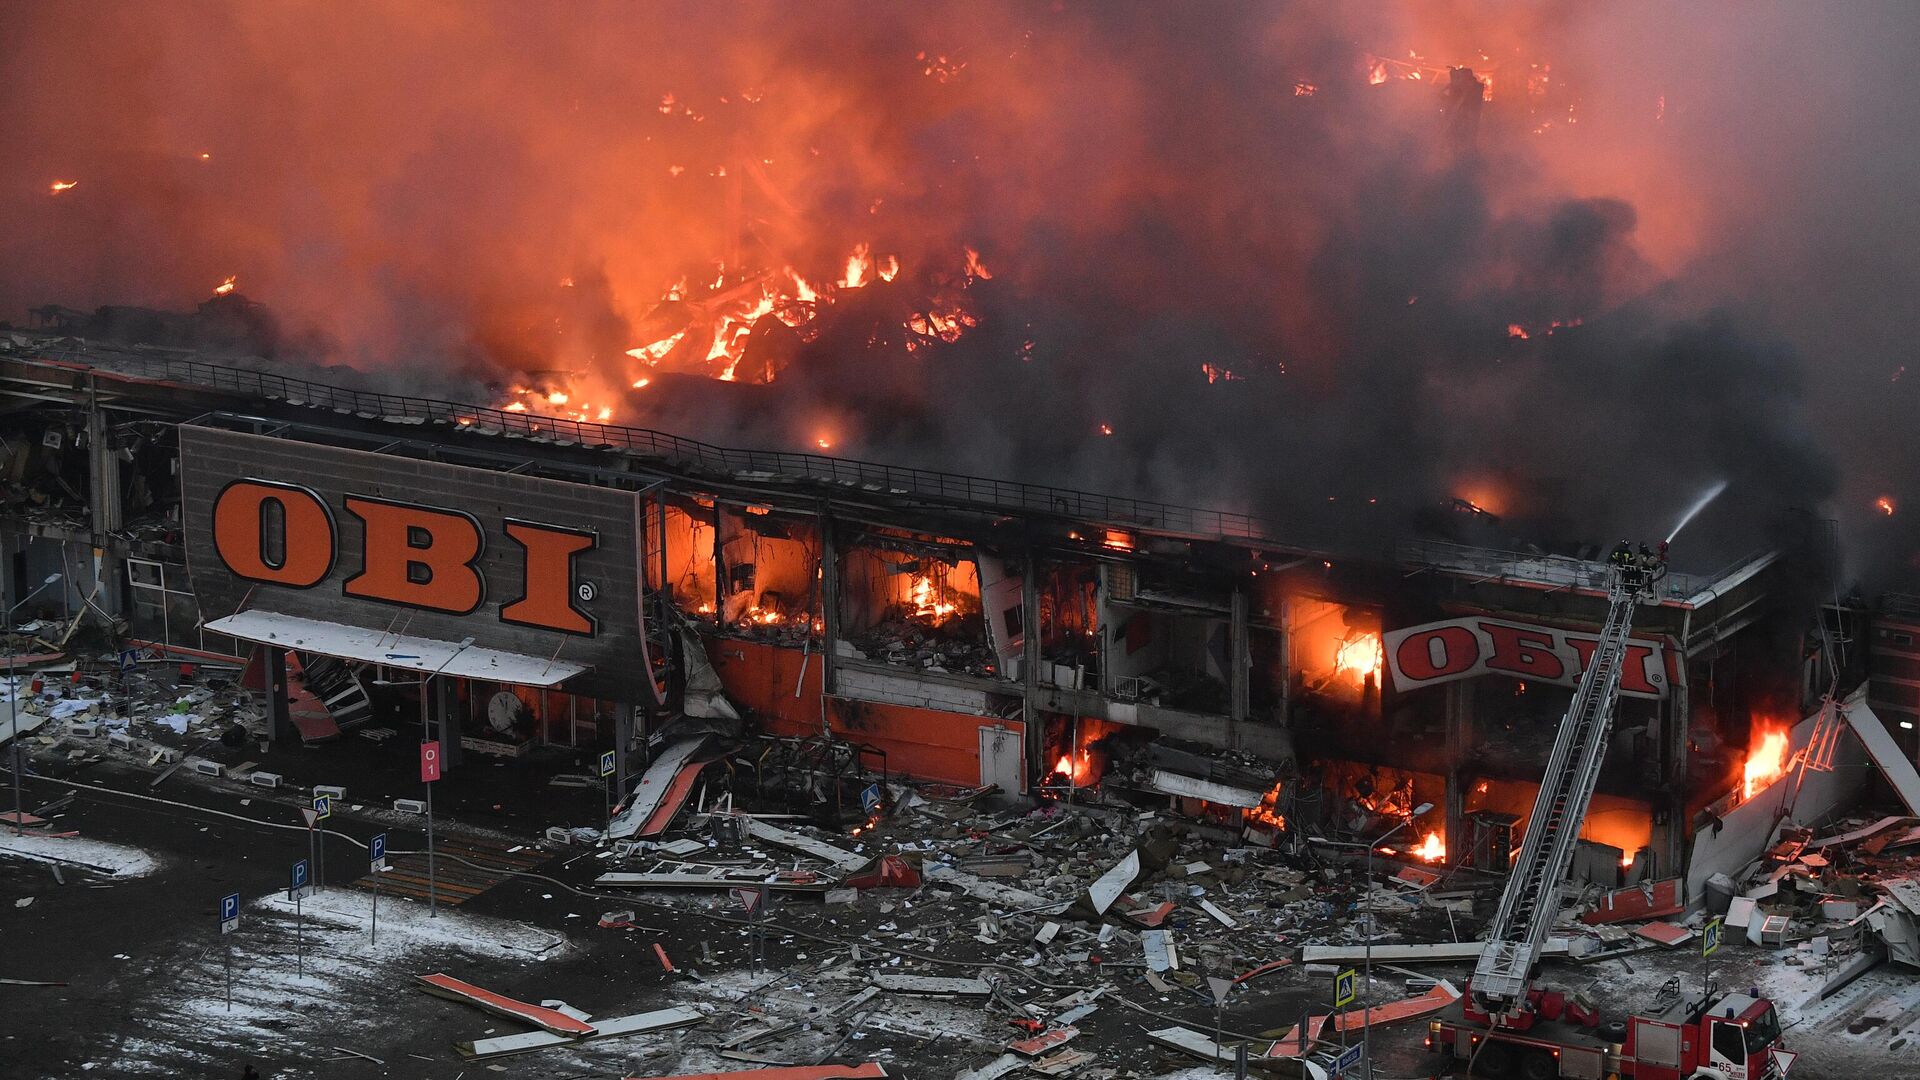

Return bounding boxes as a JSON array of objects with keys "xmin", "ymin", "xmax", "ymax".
[{"xmin": 205, "ymin": 610, "xmax": 588, "ymax": 687}]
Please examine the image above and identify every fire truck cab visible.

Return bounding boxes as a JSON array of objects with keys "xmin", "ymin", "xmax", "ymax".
[{"xmin": 1427, "ymin": 988, "xmax": 1791, "ymax": 1080}]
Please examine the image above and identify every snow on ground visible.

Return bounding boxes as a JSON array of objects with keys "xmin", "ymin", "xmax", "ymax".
[
  {"xmin": 94, "ymin": 889, "xmax": 573, "ymax": 1077},
  {"xmin": 0, "ymin": 830, "xmax": 160, "ymax": 877},
  {"xmin": 250, "ymin": 888, "xmax": 569, "ymax": 963}
]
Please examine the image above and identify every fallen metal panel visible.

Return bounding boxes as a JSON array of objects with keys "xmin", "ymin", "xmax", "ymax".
[
  {"xmin": 954, "ymin": 1054, "xmax": 1024, "ymax": 1080},
  {"xmin": 1146, "ymin": 1028, "xmax": 1327, "ymax": 1078},
  {"xmin": 458, "ymin": 1005, "xmax": 705, "ymax": 1060},
  {"xmin": 1579, "ymin": 879, "xmax": 1683, "ymax": 925},
  {"xmin": 593, "ymin": 871, "xmax": 827, "ymax": 893},
  {"xmin": 1081, "ymin": 851, "xmax": 1140, "ymax": 916},
  {"xmin": 1029, "ymin": 1049, "xmax": 1096, "ymax": 1075},
  {"xmin": 1321, "ymin": 982, "xmax": 1461, "ymax": 1037},
  {"xmin": 1146, "ymin": 768, "xmax": 1264, "ymax": 808},
  {"xmin": 417, "ymin": 972, "xmax": 596, "ymax": 1037},
  {"xmin": 0, "ymin": 709, "xmax": 49, "ymax": 747},
  {"xmin": 1845, "ymin": 701, "xmax": 1920, "ymax": 815},
  {"xmin": 1009, "ymin": 1027, "xmax": 1078, "ymax": 1056},
  {"xmin": 1142, "ymin": 929, "xmax": 1175, "ymax": 972},
  {"xmin": 1198, "ymin": 898, "xmax": 1238, "ymax": 928},
  {"xmin": 1633, "ymin": 921, "xmax": 1693, "ymax": 947},
  {"xmin": 1808, "ymin": 815, "xmax": 1909, "ymax": 850},
  {"xmin": 679, "ymin": 626, "xmax": 742, "ymax": 721},
  {"xmin": 870, "ymin": 973, "xmax": 992, "ymax": 996},
  {"xmin": 1298, "ymin": 940, "xmax": 1570, "ymax": 964},
  {"xmin": 1145, "ymin": 1026, "xmax": 1227, "ymax": 1064},
  {"xmin": 636, "ymin": 758, "xmax": 709, "ymax": 838},
  {"xmin": 925, "ymin": 863, "xmax": 1060, "ymax": 911},
  {"xmin": 621, "ymin": 1065, "xmax": 886, "ymax": 1080},
  {"xmin": 608, "ymin": 736, "xmax": 711, "ymax": 840},
  {"xmin": 743, "ymin": 817, "xmax": 869, "ymax": 870}
]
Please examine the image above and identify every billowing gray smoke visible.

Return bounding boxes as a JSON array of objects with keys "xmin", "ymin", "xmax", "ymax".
[{"xmin": 2, "ymin": 3, "xmax": 1912, "ymax": 580}]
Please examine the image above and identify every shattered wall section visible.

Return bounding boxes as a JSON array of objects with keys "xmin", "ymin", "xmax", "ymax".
[{"xmin": 1687, "ymin": 689, "xmax": 1876, "ymax": 898}]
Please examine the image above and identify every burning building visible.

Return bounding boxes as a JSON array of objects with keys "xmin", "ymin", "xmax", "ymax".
[
  {"xmin": 6, "ymin": 3, "xmax": 1920, "ymax": 917},
  {"xmin": 3, "ymin": 333, "xmax": 1912, "ymax": 895}
]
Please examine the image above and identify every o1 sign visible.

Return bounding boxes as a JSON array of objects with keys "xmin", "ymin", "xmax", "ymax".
[{"xmin": 420, "ymin": 741, "xmax": 442, "ymax": 783}]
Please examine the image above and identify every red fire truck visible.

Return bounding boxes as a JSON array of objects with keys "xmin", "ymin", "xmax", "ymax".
[
  {"xmin": 1423, "ymin": 558, "xmax": 1792, "ymax": 1078},
  {"xmin": 1426, "ymin": 986, "xmax": 1794, "ymax": 1079}
]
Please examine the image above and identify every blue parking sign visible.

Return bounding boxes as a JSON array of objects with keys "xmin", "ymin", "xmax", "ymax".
[
  {"xmin": 219, "ymin": 892, "xmax": 241, "ymax": 935},
  {"xmin": 370, "ymin": 832, "xmax": 387, "ymax": 871},
  {"xmin": 289, "ymin": 859, "xmax": 312, "ymax": 900}
]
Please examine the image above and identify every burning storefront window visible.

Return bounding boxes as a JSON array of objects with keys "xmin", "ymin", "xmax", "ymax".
[
  {"xmin": 645, "ymin": 500, "xmax": 718, "ymax": 619},
  {"xmin": 1291, "ymin": 760, "xmax": 1449, "ymax": 864},
  {"xmin": 837, "ymin": 537, "xmax": 990, "ymax": 677},
  {"xmin": 1288, "ymin": 597, "xmax": 1383, "ymax": 703},
  {"xmin": 718, "ymin": 507, "xmax": 822, "ymax": 641},
  {"xmin": 1041, "ymin": 715, "xmax": 1129, "ymax": 793},
  {"xmin": 1037, "ymin": 562, "xmax": 1100, "ymax": 690},
  {"xmin": 1465, "ymin": 776, "xmax": 1653, "ymax": 876}
]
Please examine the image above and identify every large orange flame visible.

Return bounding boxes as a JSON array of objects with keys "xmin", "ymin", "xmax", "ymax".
[
  {"xmin": 1741, "ymin": 727, "xmax": 1792, "ymax": 801},
  {"xmin": 1245, "ymin": 779, "xmax": 1287, "ymax": 830},
  {"xmin": 1414, "ymin": 830, "xmax": 1446, "ymax": 863},
  {"xmin": 1335, "ymin": 632, "xmax": 1384, "ymax": 688}
]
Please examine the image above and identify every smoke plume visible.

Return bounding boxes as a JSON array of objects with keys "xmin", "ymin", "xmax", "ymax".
[{"xmin": 5, "ymin": 3, "xmax": 1914, "ymax": 579}]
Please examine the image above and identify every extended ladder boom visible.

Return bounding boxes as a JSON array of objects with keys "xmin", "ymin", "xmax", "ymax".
[{"xmin": 1471, "ymin": 564, "xmax": 1654, "ymax": 1012}]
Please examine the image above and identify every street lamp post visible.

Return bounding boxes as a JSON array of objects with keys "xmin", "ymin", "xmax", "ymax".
[
  {"xmin": 1310, "ymin": 799, "xmax": 1434, "ymax": 1080},
  {"xmin": 5, "ymin": 574, "xmax": 63, "ymax": 835}
]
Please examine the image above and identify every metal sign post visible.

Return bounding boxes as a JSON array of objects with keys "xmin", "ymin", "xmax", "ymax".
[
  {"xmin": 600, "ymin": 750, "xmax": 617, "ymax": 835},
  {"xmin": 301, "ymin": 806, "xmax": 319, "ymax": 897},
  {"xmin": 1207, "ymin": 976, "xmax": 1234, "ymax": 1061},
  {"xmin": 369, "ymin": 832, "xmax": 388, "ymax": 945},
  {"xmin": 1334, "ymin": 967, "xmax": 1356, "ymax": 1061},
  {"xmin": 219, "ymin": 892, "xmax": 240, "ymax": 1011},
  {"xmin": 311, "ymin": 794, "xmax": 331, "ymax": 891},
  {"xmin": 1702, "ymin": 915, "xmax": 1722, "ymax": 1001},
  {"xmin": 733, "ymin": 884, "xmax": 768, "ymax": 973},
  {"xmin": 420, "ymin": 740, "xmax": 442, "ymax": 916},
  {"xmin": 289, "ymin": 860, "xmax": 311, "ymax": 978}
]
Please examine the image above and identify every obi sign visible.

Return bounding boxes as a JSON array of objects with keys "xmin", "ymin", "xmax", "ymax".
[
  {"xmin": 209, "ymin": 480, "xmax": 598, "ymax": 635},
  {"xmin": 1384, "ymin": 616, "xmax": 1673, "ymax": 699},
  {"xmin": 180, "ymin": 426, "xmax": 648, "ymax": 701}
]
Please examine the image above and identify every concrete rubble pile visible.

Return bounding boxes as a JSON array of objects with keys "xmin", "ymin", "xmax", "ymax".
[
  {"xmin": 579, "ymin": 773, "xmax": 1499, "ymax": 1078},
  {"xmin": 1703, "ymin": 814, "xmax": 1920, "ymax": 984}
]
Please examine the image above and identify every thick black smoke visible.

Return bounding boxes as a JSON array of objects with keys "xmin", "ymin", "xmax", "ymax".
[{"xmin": 3, "ymin": 3, "xmax": 1909, "ymax": 579}]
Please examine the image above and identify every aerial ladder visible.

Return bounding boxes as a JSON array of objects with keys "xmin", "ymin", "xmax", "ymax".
[{"xmin": 1468, "ymin": 553, "xmax": 1665, "ymax": 1023}]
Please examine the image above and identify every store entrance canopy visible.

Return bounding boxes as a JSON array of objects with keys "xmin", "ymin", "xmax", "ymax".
[{"xmin": 206, "ymin": 610, "xmax": 589, "ymax": 687}]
